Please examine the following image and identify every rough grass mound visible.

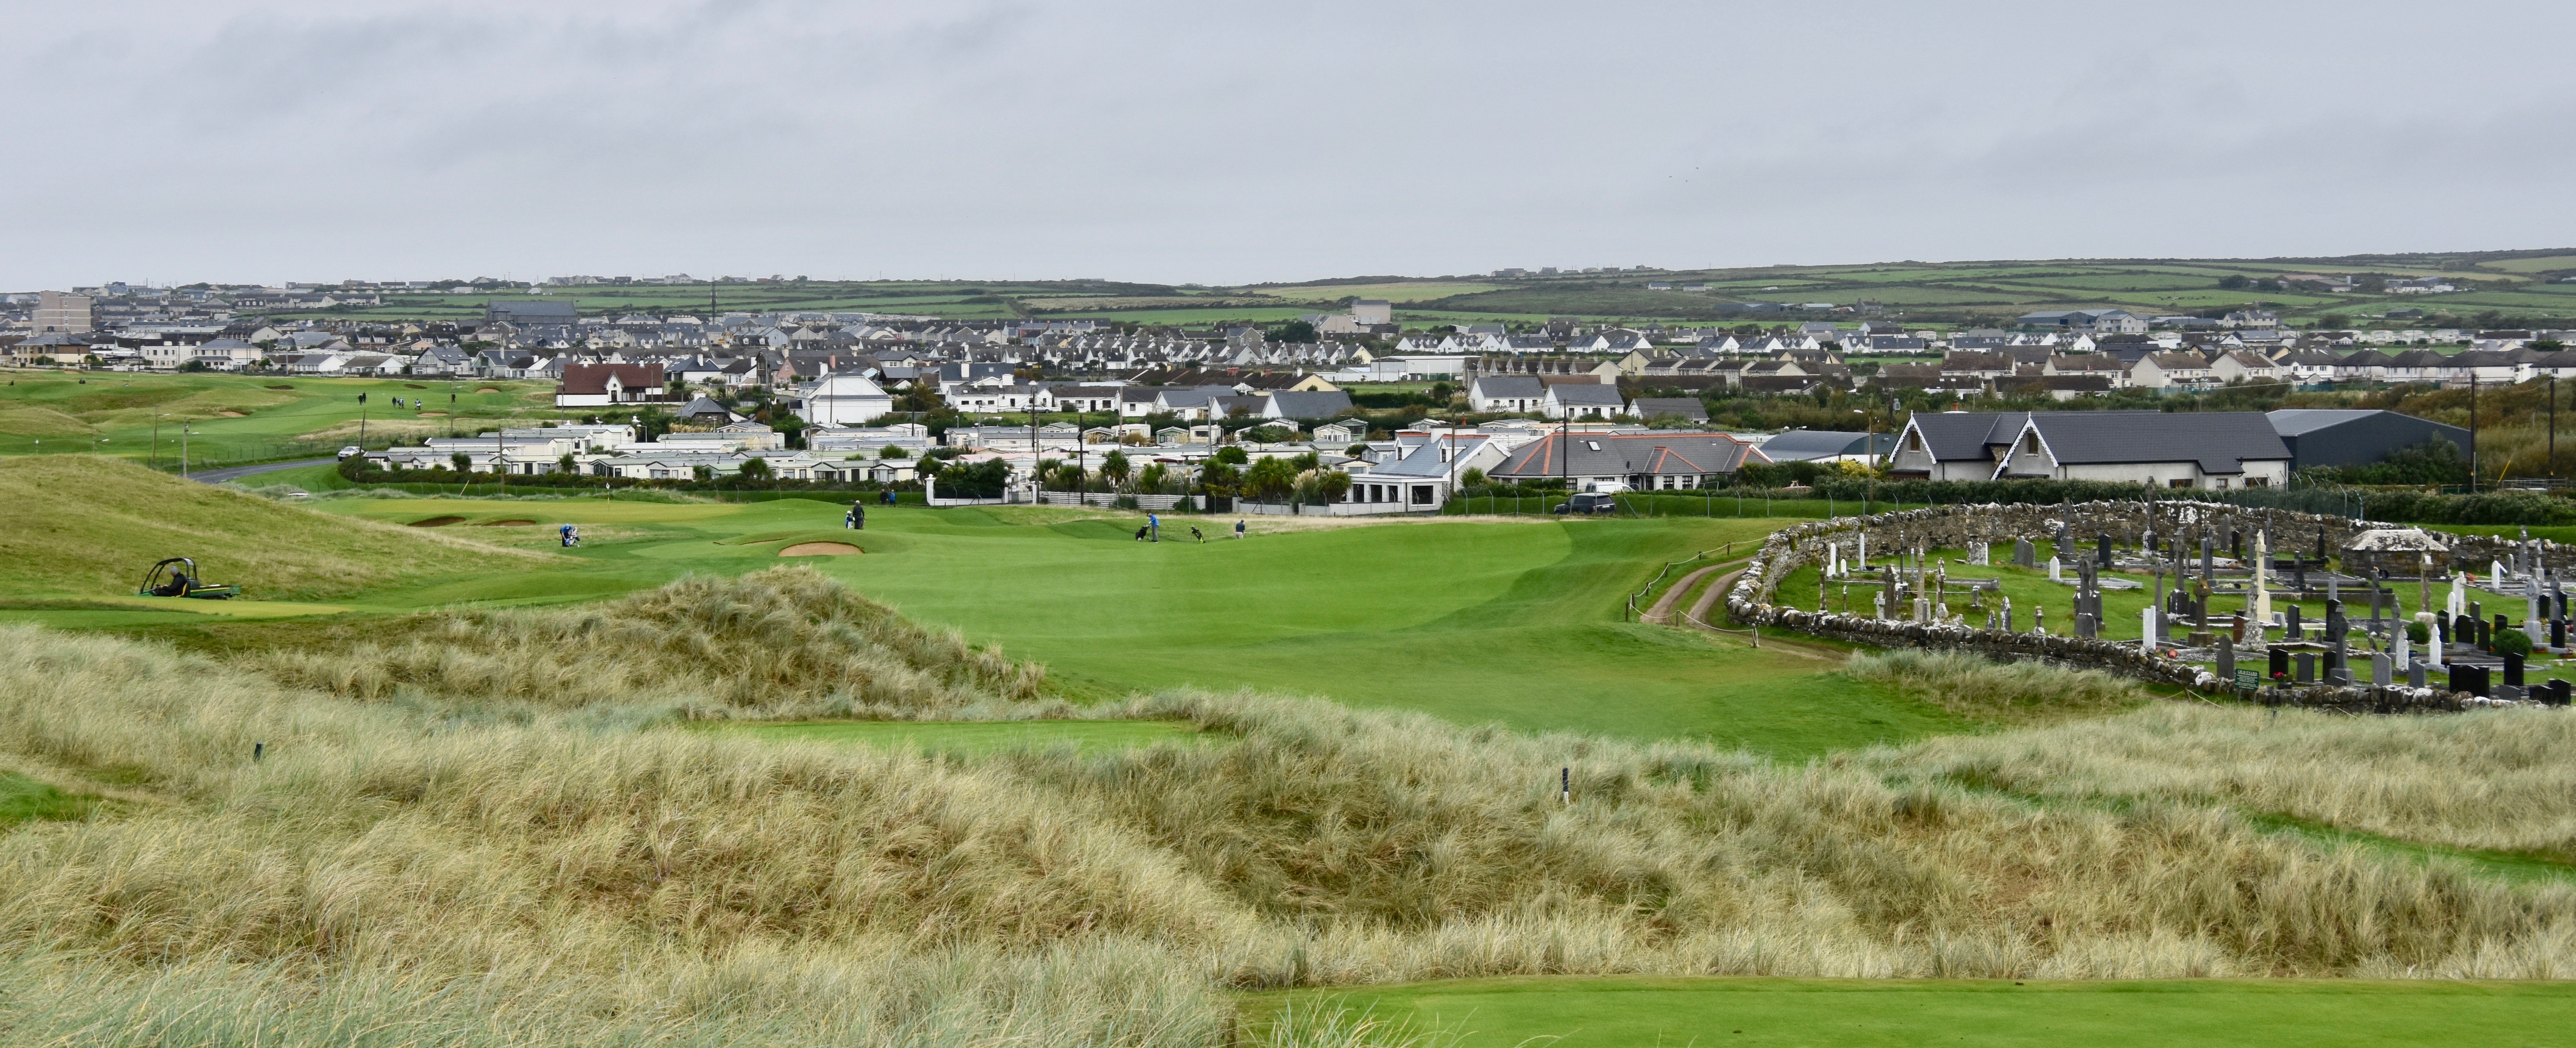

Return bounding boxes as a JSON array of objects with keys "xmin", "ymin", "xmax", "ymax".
[
  {"xmin": 0, "ymin": 456, "xmax": 535, "ymax": 600},
  {"xmin": 248, "ymin": 566, "xmax": 1048, "ymax": 716},
  {"xmin": 1844, "ymin": 648, "xmax": 2149, "ymax": 726}
]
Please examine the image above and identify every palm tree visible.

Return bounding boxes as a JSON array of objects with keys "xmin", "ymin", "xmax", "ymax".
[{"xmin": 1102, "ymin": 450, "xmax": 1132, "ymax": 491}]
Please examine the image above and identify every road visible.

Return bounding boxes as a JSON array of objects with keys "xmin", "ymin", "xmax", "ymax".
[{"xmin": 185, "ymin": 457, "xmax": 339, "ymax": 485}]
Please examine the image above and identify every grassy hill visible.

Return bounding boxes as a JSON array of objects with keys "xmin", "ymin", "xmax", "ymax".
[
  {"xmin": 0, "ymin": 372, "xmax": 566, "ymax": 464},
  {"xmin": 0, "ymin": 457, "xmax": 542, "ymax": 601}
]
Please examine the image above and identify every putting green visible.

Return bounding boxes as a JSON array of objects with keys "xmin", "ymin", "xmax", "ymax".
[{"xmin": 1243, "ymin": 975, "xmax": 2576, "ymax": 1047}]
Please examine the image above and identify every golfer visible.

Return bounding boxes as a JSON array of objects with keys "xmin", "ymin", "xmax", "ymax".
[{"xmin": 1235, "ymin": 519, "xmax": 1247, "ymax": 539}]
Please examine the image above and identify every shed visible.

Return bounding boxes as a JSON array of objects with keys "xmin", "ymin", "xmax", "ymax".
[{"xmin": 2265, "ymin": 409, "xmax": 2471, "ymax": 472}]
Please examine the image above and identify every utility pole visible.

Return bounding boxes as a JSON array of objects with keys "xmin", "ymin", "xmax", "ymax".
[
  {"xmin": 2551, "ymin": 375, "xmax": 2558, "ymax": 483},
  {"xmin": 2469, "ymin": 373, "xmax": 2479, "ymax": 493}
]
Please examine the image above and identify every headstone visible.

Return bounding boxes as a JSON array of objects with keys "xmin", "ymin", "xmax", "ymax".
[
  {"xmin": 2555, "ymin": 619, "xmax": 2567, "ymax": 650},
  {"xmin": 2216, "ymin": 636, "xmax": 2235, "ymax": 680},
  {"xmin": 1971, "ymin": 541, "xmax": 1989, "ymax": 566},
  {"xmin": 2014, "ymin": 538, "xmax": 2035, "ymax": 568},
  {"xmin": 2268, "ymin": 647, "xmax": 2290, "ymax": 681},
  {"xmin": 2230, "ymin": 613, "xmax": 2246, "ymax": 644},
  {"xmin": 2096, "ymin": 534, "xmax": 2112, "ymax": 568},
  {"xmin": 2408, "ymin": 661, "xmax": 2428, "ymax": 689},
  {"xmin": 2371, "ymin": 652, "xmax": 2393, "ymax": 687},
  {"xmin": 2495, "ymin": 684, "xmax": 2526, "ymax": 703},
  {"xmin": 2295, "ymin": 652, "xmax": 2317, "ymax": 683},
  {"xmin": 1856, "ymin": 532, "xmax": 1868, "ymax": 570},
  {"xmin": 2002, "ymin": 597, "xmax": 2014, "ymax": 632},
  {"xmin": 2495, "ymin": 613, "xmax": 2511, "ymax": 646},
  {"xmin": 2326, "ymin": 599, "xmax": 2347, "ymax": 677},
  {"xmin": 2393, "ymin": 621, "xmax": 2409, "ymax": 670},
  {"xmin": 2201, "ymin": 535, "xmax": 2215, "ymax": 584},
  {"xmin": 2285, "ymin": 604, "xmax": 2303, "ymax": 640},
  {"xmin": 2048, "ymin": 556, "xmax": 2062, "ymax": 583},
  {"xmin": 2477, "ymin": 617, "xmax": 2493, "ymax": 650},
  {"xmin": 2506, "ymin": 651, "xmax": 2526, "ymax": 688},
  {"xmin": 2076, "ymin": 612, "xmax": 2097, "ymax": 639}
]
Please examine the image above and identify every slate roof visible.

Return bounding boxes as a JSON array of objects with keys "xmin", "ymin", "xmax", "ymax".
[
  {"xmin": 1628, "ymin": 397, "xmax": 1709, "ymax": 421},
  {"xmin": 1546, "ymin": 383, "xmax": 1626, "ymax": 405},
  {"xmin": 1472, "ymin": 375, "xmax": 1544, "ymax": 398},
  {"xmin": 1264, "ymin": 389, "xmax": 1354, "ymax": 419},
  {"xmin": 1906, "ymin": 411, "xmax": 2029, "ymax": 463},
  {"xmin": 1757, "ymin": 429, "xmax": 1878, "ymax": 460},
  {"xmin": 2018, "ymin": 411, "xmax": 2289, "ymax": 474},
  {"xmin": 1488, "ymin": 433, "xmax": 1766, "ymax": 478}
]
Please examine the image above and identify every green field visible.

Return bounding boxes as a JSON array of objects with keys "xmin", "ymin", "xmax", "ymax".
[
  {"xmin": 291, "ymin": 494, "xmax": 1947, "ymax": 751},
  {"xmin": 226, "ymin": 250, "xmax": 2576, "ymax": 332},
  {"xmin": 1246, "ymin": 976, "xmax": 2576, "ymax": 1047},
  {"xmin": 0, "ymin": 371, "xmax": 565, "ymax": 466}
]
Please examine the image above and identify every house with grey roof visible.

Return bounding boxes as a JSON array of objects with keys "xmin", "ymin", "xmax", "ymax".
[
  {"xmin": 1469, "ymin": 375, "xmax": 1545, "ymax": 413},
  {"xmin": 1542, "ymin": 382, "xmax": 1625, "ymax": 420},
  {"xmin": 1486, "ymin": 432, "xmax": 1767, "ymax": 491},
  {"xmin": 1259, "ymin": 389, "xmax": 1353, "ymax": 420},
  {"xmin": 1890, "ymin": 410, "xmax": 2290, "ymax": 489}
]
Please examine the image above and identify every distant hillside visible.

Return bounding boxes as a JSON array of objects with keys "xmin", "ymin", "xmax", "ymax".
[
  {"xmin": 0, "ymin": 457, "xmax": 543, "ymax": 601},
  {"xmin": 264, "ymin": 249, "xmax": 2576, "ymax": 329}
]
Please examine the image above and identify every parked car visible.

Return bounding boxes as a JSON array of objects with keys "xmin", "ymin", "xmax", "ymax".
[
  {"xmin": 1581, "ymin": 480, "xmax": 1632, "ymax": 494},
  {"xmin": 337, "ymin": 445, "xmax": 365, "ymax": 460},
  {"xmin": 1553, "ymin": 492, "xmax": 1619, "ymax": 515}
]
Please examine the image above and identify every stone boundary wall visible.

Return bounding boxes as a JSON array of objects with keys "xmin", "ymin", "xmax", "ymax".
[{"xmin": 1724, "ymin": 501, "xmax": 2542, "ymax": 713}]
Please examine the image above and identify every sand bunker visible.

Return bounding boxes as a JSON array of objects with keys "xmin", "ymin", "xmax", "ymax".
[
  {"xmin": 407, "ymin": 516, "xmax": 466, "ymax": 527},
  {"xmin": 474, "ymin": 387, "xmax": 500, "ymax": 394},
  {"xmin": 780, "ymin": 542, "xmax": 863, "ymax": 557}
]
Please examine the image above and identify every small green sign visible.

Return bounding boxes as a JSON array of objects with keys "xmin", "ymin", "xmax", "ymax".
[{"xmin": 2236, "ymin": 668, "xmax": 2260, "ymax": 690}]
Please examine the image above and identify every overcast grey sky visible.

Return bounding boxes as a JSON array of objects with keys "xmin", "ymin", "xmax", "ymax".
[{"xmin": 4, "ymin": 0, "xmax": 2570, "ymax": 289}]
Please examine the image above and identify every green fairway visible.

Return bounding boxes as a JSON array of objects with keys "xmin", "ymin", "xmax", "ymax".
[
  {"xmin": 293, "ymin": 495, "xmax": 1951, "ymax": 751},
  {"xmin": 704, "ymin": 719, "xmax": 1213, "ymax": 756},
  {"xmin": 1246, "ymin": 976, "xmax": 2576, "ymax": 1047}
]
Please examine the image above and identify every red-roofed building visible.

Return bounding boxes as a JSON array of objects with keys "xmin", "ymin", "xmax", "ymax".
[{"xmin": 556, "ymin": 362, "xmax": 675, "ymax": 407}]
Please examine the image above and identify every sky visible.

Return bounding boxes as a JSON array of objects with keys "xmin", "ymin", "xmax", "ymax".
[{"xmin": 3, "ymin": 0, "xmax": 2572, "ymax": 289}]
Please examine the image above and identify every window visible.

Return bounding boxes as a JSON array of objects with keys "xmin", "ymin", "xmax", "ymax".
[
  {"xmin": 2246, "ymin": 477, "xmax": 2270, "ymax": 489},
  {"xmin": 1585, "ymin": 441, "xmax": 1601, "ymax": 452},
  {"xmin": 2169, "ymin": 478, "xmax": 2192, "ymax": 489}
]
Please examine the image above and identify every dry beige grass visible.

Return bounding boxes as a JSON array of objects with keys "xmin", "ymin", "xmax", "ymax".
[
  {"xmin": 1844, "ymin": 649, "xmax": 2151, "ymax": 725},
  {"xmin": 245, "ymin": 567, "xmax": 1048, "ymax": 717},
  {"xmin": 1874, "ymin": 702, "xmax": 2576, "ymax": 859},
  {"xmin": 10, "ymin": 577, "xmax": 2576, "ymax": 1045}
]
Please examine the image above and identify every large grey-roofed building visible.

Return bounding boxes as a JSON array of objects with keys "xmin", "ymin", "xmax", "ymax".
[
  {"xmin": 2266, "ymin": 409, "xmax": 2471, "ymax": 471},
  {"xmin": 486, "ymin": 299, "xmax": 579, "ymax": 327}
]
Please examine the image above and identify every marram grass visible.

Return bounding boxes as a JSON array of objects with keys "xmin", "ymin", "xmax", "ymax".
[{"xmin": 5, "ymin": 573, "xmax": 2576, "ymax": 1045}]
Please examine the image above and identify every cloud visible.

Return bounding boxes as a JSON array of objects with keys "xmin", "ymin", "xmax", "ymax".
[{"xmin": 0, "ymin": 0, "xmax": 2569, "ymax": 287}]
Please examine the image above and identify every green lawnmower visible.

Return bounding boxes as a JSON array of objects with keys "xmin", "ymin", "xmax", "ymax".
[{"xmin": 137, "ymin": 557, "xmax": 240, "ymax": 600}]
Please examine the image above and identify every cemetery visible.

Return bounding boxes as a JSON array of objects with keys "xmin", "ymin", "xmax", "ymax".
[{"xmin": 1728, "ymin": 498, "xmax": 2576, "ymax": 711}]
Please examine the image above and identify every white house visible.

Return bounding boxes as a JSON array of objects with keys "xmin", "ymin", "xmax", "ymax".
[
  {"xmin": 1542, "ymin": 382, "xmax": 1625, "ymax": 419},
  {"xmin": 796, "ymin": 373, "xmax": 894, "ymax": 426}
]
